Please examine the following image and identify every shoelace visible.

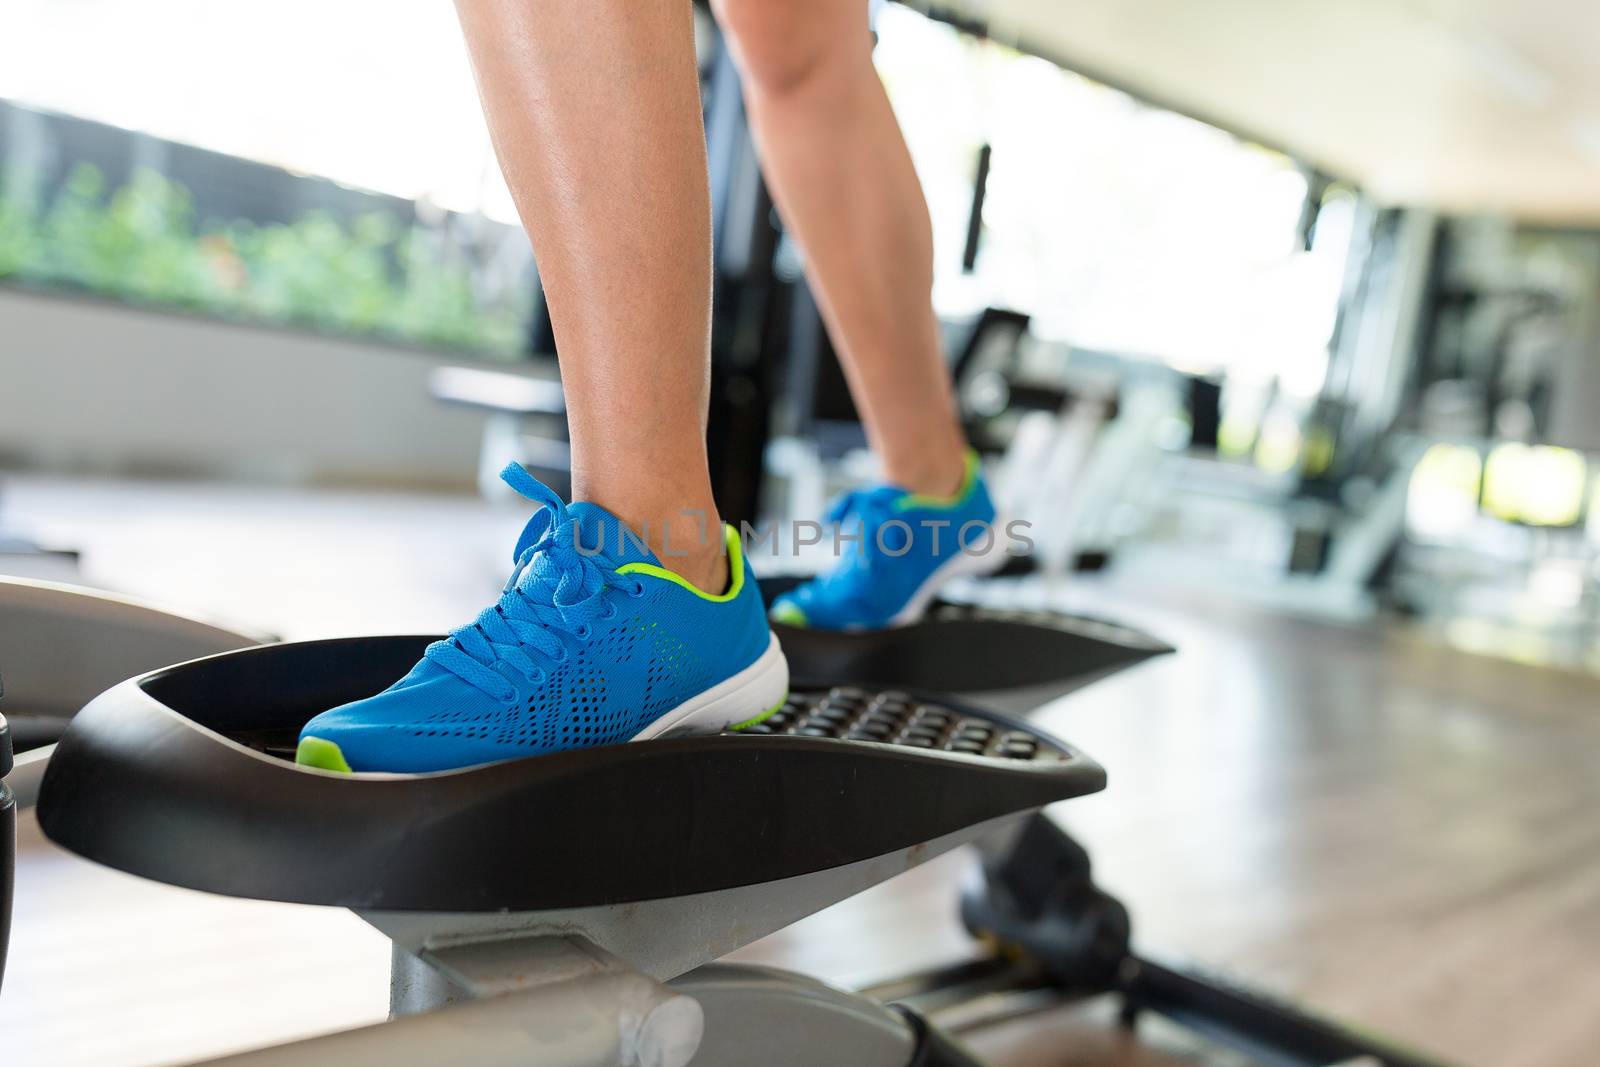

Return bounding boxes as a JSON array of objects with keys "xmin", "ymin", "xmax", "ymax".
[
  {"xmin": 820, "ymin": 485, "xmax": 906, "ymax": 586},
  {"xmin": 824, "ymin": 485, "xmax": 904, "ymax": 529},
  {"xmin": 425, "ymin": 464, "xmax": 643, "ymax": 702}
]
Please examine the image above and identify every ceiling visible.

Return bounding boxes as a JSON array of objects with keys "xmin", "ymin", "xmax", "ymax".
[{"xmin": 909, "ymin": 0, "xmax": 1600, "ymax": 223}]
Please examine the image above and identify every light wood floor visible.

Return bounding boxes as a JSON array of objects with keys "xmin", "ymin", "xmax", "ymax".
[{"xmin": 3, "ymin": 476, "xmax": 1598, "ymax": 1067}]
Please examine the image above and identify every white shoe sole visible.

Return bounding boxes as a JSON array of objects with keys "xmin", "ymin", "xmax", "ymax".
[
  {"xmin": 629, "ymin": 632, "xmax": 790, "ymax": 740},
  {"xmin": 883, "ymin": 520, "xmax": 1012, "ymax": 627}
]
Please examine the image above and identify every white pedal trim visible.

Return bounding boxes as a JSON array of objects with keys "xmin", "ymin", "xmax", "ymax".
[{"xmin": 629, "ymin": 632, "xmax": 789, "ymax": 740}]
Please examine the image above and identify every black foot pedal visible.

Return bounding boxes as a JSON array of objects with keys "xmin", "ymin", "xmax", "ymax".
[
  {"xmin": 960, "ymin": 812, "xmax": 1131, "ymax": 992},
  {"xmin": 37, "ymin": 637, "xmax": 1105, "ymax": 913},
  {"xmin": 758, "ymin": 576, "xmax": 1170, "ymax": 695}
]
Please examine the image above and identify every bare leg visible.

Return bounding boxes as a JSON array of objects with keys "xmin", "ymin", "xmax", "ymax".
[
  {"xmin": 712, "ymin": 0, "xmax": 968, "ymax": 496},
  {"xmin": 454, "ymin": 0, "xmax": 726, "ymax": 590}
]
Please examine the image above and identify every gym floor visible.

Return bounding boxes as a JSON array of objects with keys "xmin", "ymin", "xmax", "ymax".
[{"xmin": 3, "ymin": 475, "xmax": 1598, "ymax": 1067}]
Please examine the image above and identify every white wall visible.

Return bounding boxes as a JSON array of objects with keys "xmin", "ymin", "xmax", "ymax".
[{"xmin": 0, "ymin": 287, "xmax": 509, "ymax": 489}]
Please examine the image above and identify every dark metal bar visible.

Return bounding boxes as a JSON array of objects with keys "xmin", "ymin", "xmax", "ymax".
[
  {"xmin": 864, "ymin": 955, "xmax": 1042, "ymax": 1011},
  {"xmin": 1121, "ymin": 956, "xmax": 1456, "ymax": 1067},
  {"xmin": 961, "ymin": 143, "xmax": 991, "ymax": 273}
]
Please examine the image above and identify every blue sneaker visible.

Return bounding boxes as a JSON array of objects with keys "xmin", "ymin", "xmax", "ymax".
[
  {"xmin": 296, "ymin": 464, "xmax": 788, "ymax": 773},
  {"xmin": 771, "ymin": 451, "xmax": 1005, "ymax": 631}
]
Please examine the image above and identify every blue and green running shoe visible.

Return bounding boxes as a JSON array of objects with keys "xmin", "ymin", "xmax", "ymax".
[
  {"xmin": 296, "ymin": 464, "xmax": 788, "ymax": 773},
  {"xmin": 770, "ymin": 450, "xmax": 1006, "ymax": 631}
]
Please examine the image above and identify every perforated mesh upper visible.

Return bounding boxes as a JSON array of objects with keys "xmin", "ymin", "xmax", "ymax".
[{"xmin": 776, "ymin": 466, "xmax": 999, "ymax": 630}]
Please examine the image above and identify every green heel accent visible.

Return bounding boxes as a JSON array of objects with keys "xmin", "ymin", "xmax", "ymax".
[
  {"xmin": 731, "ymin": 694, "xmax": 788, "ymax": 732},
  {"xmin": 895, "ymin": 448, "xmax": 981, "ymax": 511},
  {"xmin": 296, "ymin": 736, "xmax": 354, "ymax": 774},
  {"xmin": 769, "ymin": 601, "xmax": 808, "ymax": 628},
  {"xmin": 618, "ymin": 524, "xmax": 748, "ymax": 603}
]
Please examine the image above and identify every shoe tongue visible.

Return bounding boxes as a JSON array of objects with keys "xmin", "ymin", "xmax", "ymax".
[{"xmin": 565, "ymin": 501, "xmax": 661, "ymax": 568}]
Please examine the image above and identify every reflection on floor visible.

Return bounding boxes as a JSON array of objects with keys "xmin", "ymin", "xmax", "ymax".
[{"xmin": 3, "ymin": 475, "xmax": 1598, "ymax": 1067}]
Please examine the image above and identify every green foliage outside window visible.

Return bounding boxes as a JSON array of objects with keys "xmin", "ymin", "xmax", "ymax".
[{"xmin": 0, "ymin": 164, "xmax": 531, "ymax": 356}]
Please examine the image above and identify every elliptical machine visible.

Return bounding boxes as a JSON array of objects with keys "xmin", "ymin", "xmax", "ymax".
[
  {"xmin": 12, "ymin": 591, "xmax": 1144, "ymax": 1064},
  {"xmin": 9, "ymin": 590, "xmax": 1452, "ymax": 1066},
  {"xmin": 32, "ymin": 631, "xmax": 1107, "ymax": 1066}
]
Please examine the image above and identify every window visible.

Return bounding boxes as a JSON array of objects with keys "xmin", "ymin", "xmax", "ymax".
[
  {"xmin": 875, "ymin": 5, "xmax": 1349, "ymax": 397},
  {"xmin": 0, "ymin": 0, "xmax": 535, "ymax": 357}
]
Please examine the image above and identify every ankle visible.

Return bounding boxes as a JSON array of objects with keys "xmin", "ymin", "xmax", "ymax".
[
  {"xmin": 885, "ymin": 447, "xmax": 969, "ymax": 499},
  {"xmin": 607, "ymin": 504, "xmax": 728, "ymax": 593},
  {"xmin": 652, "ymin": 533, "xmax": 729, "ymax": 594},
  {"xmin": 570, "ymin": 474, "xmax": 728, "ymax": 591}
]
